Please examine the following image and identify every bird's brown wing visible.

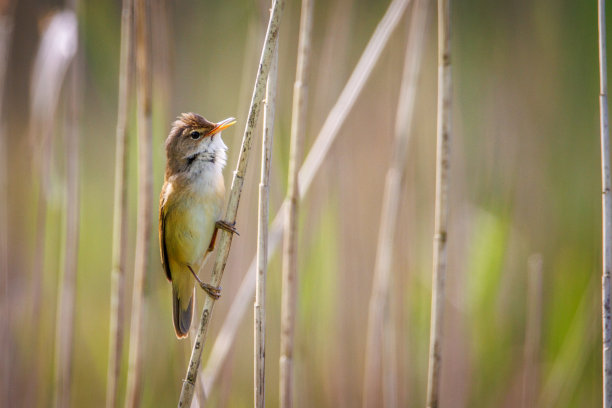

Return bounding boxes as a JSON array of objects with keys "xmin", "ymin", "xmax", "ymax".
[{"xmin": 159, "ymin": 188, "xmax": 172, "ymax": 282}]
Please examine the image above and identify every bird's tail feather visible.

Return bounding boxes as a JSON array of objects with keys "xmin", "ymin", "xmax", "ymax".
[{"xmin": 172, "ymin": 285, "xmax": 194, "ymax": 338}]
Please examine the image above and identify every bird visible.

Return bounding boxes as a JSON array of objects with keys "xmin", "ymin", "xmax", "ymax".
[{"xmin": 159, "ymin": 112, "xmax": 237, "ymax": 338}]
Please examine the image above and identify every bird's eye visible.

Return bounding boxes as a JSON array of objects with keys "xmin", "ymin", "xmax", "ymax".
[{"xmin": 190, "ymin": 131, "xmax": 201, "ymax": 140}]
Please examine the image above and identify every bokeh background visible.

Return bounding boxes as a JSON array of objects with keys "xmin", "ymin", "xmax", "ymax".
[{"xmin": 1, "ymin": 0, "xmax": 608, "ymax": 406}]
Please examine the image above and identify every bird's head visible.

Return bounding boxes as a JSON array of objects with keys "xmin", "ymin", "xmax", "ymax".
[{"xmin": 164, "ymin": 112, "xmax": 236, "ymax": 176}]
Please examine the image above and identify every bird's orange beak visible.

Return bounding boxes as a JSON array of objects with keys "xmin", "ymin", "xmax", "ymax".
[{"xmin": 208, "ymin": 117, "xmax": 237, "ymax": 136}]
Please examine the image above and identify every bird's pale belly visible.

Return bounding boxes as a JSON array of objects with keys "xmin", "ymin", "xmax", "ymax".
[{"xmin": 165, "ymin": 197, "xmax": 220, "ymax": 269}]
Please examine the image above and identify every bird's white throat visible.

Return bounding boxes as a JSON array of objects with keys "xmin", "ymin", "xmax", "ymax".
[{"xmin": 183, "ymin": 134, "xmax": 227, "ymax": 189}]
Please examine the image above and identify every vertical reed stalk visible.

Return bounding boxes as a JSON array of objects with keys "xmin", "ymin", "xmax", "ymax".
[
  {"xmin": 280, "ymin": 0, "xmax": 314, "ymax": 406},
  {"xmin": 177, "ymin": 1, "xmax": 285, "ymax": 405},
  {"xmin": 29, "ymin": 10, "xmax": 78, "ymax": 351},
  {"xmin": 382, "ymin": 293, "xmax": 398, "ymax": 408},
  {"xmin": 53, "ymin": 4, "xmax": 81, "ymax": 406},
  {"xmin": 255, "ymin": 42, "xmax": 278, "ymax": 408},
  {"xmin": 0, "ymin": 12, "xmax": 13, "ymax": 407},
  {"xmin": 425, "ymin": 0, "xmax": 451, "ymax": 406},
  {"xmin": 125, "ymin": 0, "xmax": 152, "ymax": 406},
  {"xmin": 106, "ymin": 0, "xmax": 133, "ymax": 407},
  {"xmin": 599, "ymin": 0, "xmax": 612, "ymax": 406},
  {"xmin": 362, "ymin": 1, "xmax": 429, "ymax": 406},
  {"xmin": 202, "ymin": 0, "xmax": 411, "ymax": 390},
  {"xmin": 522, "ymin": 254, "xmax": 542, "ymax": 408},
  {"xmin": 53, "ymin": 49, "xmax": 81, "ymax": 408},
  {"xmin": 28, "ymin": 11, "xmax": 78, "ymax": 406}
]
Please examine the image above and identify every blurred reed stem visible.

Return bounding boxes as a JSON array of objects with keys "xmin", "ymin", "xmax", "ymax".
[
  {"xmin": 599, "ymin": 0, "xmax": 612, "ymax": 406},
  {"xmin": 201, "ymin": 0, "xmax": 411, "ymax": 391},
  {"xmin": 26, "ymin": 8, "xmax": 78, "ymax": 407},
  {"xmin": 255, "ymin": 41, "xmax": 278, "ymax": 408},
  {"xmin": 425, "ymin": 0, "xmax": 452, "ymax": 406},
  {"xmin": 53, "ymin": 43, "xmax": 81, "ymax": 408},
  {"xmin": 29, "ymin": 20, "xmax": 79, "ymax": 400},
  {"xmin": 362, "ymin": 1, "xmax": 429, "ymax": 406},
  {"xmin": 53, "ymin": 3, "xmax": 82, "ymax": 407},
  {"xmin": 177, "ymin": 1, "xmax": 285, "ymax": 405},
  {"xmin": 125, "ymin": 0, "xmax": 152, "ymax": 406},
  {"xmin": 522, "ymin": 254, "xmax": 542, "ymax": 408},
  {"xmin": 280, "ymin": 0, "xmax": 314, "ymax": 406},
  {"xmin": 0, "ymin": 10, "xmax": 13, "ymax": 407},
  {"xmin": 106, "ymin": 0, "xmax": 133, "ymax": 407}
]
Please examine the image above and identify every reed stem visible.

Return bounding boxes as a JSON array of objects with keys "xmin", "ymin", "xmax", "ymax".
[
  {"xmin": 177, "ymin": 1, "xmax": 285, "ymax": 405},
  {"xmin": 106, "ymin": 0, "xmax": 133, "ymax": 406},
  {"xmin": 279, "ymin": 0, "xmax": 314, "ymax": 406},
  {"xmin": 47, "ymin": 7, "xmax": 80, "ymax": 407},
  {"xmin": 599, "ymin": 0, "xmax": 612, "ymax": 406},
  {"xmin": 53, "ymin": 50, "xmax": 80, "ymax": 408},
  {"xmin": 425, "ymin": 0, "xmax": 452, "ymax": 406},
  {"xmin": 201, "ymin": 0, "xmax": 411, "ymax": 390},
  {"xmin": 255, "ymin": 41, "xmax": 278, "ymax": 408},
  {"xmin": 362, "ymin": 1, "xmax": 429, "ymax": 406},
  {"xmin": 28, "ymin": 19, "xmax": 78, "ymax": 404},
  {"xmin": 124, "ymin": 0, "xmax": 152, "ymax": 406},
  {"xmin": 0, "ymin": 12, "xmax": 13, "ymax": 407}
]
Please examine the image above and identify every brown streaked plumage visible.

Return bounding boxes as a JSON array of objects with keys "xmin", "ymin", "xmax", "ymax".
[{"xmin": 159, "ymin": 112, "xmax": 236, "ymax": 338}]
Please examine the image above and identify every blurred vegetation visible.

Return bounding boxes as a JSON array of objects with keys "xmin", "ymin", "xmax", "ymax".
[{"xmin": 2, "ymin": 0, "xmax": 610, "ymax": 406}]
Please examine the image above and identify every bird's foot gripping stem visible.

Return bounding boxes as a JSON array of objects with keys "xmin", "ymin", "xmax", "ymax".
[
  {"xmin": 187, "ymin": 265, "xmax": 221, "ymax": 300},
  {"xmin": 215, "ymin": 220, "xmax": 239, "ymax": 236}
]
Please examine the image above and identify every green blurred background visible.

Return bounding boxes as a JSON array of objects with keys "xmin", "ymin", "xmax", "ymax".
[{"xmin": 2, "ymin": 0, "xmax": 608, "ymax": 406}]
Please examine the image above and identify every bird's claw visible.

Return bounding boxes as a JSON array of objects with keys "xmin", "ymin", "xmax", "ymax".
[
  {"xmin": 216, "ymin": 220, "xmax": 239, "ymax": 236},
  {"xmin": 199, "ymin": 282, "xmax": 221, "ymax": 300},
  {"xmin": 187, "ymin": 264, "xmax": 222, "ymax": 300}
]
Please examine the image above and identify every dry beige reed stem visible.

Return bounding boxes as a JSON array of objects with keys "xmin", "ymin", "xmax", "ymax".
[
  {"xmin": 599, "ymin": 0, "xmax": 612, "ymax": 405},
  {"xmin": 279, "ymin": 0, "xmax": 314, "ymax": 406},
  {"xmin": 124, "ymin": 0, "xmax": 152, "ymax": 406},
  {"xmin": 0, "ymin": 13, "xmax": 13, "ymax": 407},
  {"xmin": 106, "ymin": 1, "xmax": 133, "ymax": 407},
  {"xmin": 52, "ymin": 13, "xmax": 80, "ymax": 408},
  {"xmin": 53, "ymin": 54, "xmax": 81, "ymax": 408},
  {"xmin": 29, "ymin": 11, "xmax": 78, "ymax": 358},
  {"xmin": 425, "ymin": 0, "xmax": 452, "ymax": 406},
  {"xmin": 30, "ymin": 10, "xmax": 78, "ymax": 406},
  {"xmin": 201, "ymin": 0, "xmax": 411, "ymax": 390},
  {"xmin": 27, "ymin": 11, "xmax": 77, "ymax": 407},
  {"xmin": 362, "ymin": 1, "xmax": 429, "ymax": 406},
  {"xmin": 177, "ymin": 1, "xmax": 285, "ymax": 405},
  {"xmin": 255, "ymin": 42, "xmax": 278, "ymax": 408}
]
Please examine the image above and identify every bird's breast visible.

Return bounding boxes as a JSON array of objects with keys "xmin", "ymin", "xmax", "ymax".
[{"xmin": 163, "ymin": 174, "xmax": 225, "ymax": 267}]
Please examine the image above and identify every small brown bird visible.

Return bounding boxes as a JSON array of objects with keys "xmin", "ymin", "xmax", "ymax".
[{"xmin": 159, "ymin": 112, "xmax": 237, "ymax": 338}]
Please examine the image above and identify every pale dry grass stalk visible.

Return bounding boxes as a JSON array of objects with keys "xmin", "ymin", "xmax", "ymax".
[
  {"xmin": 255, "ymin": 43, "xmax": 278, "ymax": 408},
  {"xmin": 29, "ymin": 11, "xmax": 78, "ymax": 349},
  {"xmin": 26, "ymin": 9, "xmax": 78, "ymax": 407},
  {"xmin": 0, "ymin": 12, "xmax": 13, "ymax": 407},
  {"xmin": 53, "ymin": 45, "xmax": 81, "ymax": 408},
  {"xmin": 202, "ymin": 0, "xmax": 411, "ymax": 390},
  {"xmin": 279, "ymin": 0, "xmax": 314, "ymax": 406},
  {"xmin": 599, "ymin": 0, "xmax": 612, "ymax": 405},
  {"xmin": 105, "ymin": 0, "xmax": 133, "ymax": 407},
  {"xmin": 362, "ymin": 1, "xmax": 429, "ymax": 406},
  {"xmin": 125, "ymin": 0, "xmax": 152, "ymax": 406},
  {"xmin": 53, "ymin": 1, "xmax": 82, "ymax": 403},
  {"xmin": 522, "ymin": 254, "xmax": 542, "ymax": 408},
  {"xmin": 177, "ymin": 1, "xmax": 285, "ymax": 405},
  {"xmin": 382, "ymin": 295, "xmax": 398, "ymax": 408},
  {"xmin": 425, "ymin": 0, "xmax": 451, "ymax": 406}
]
